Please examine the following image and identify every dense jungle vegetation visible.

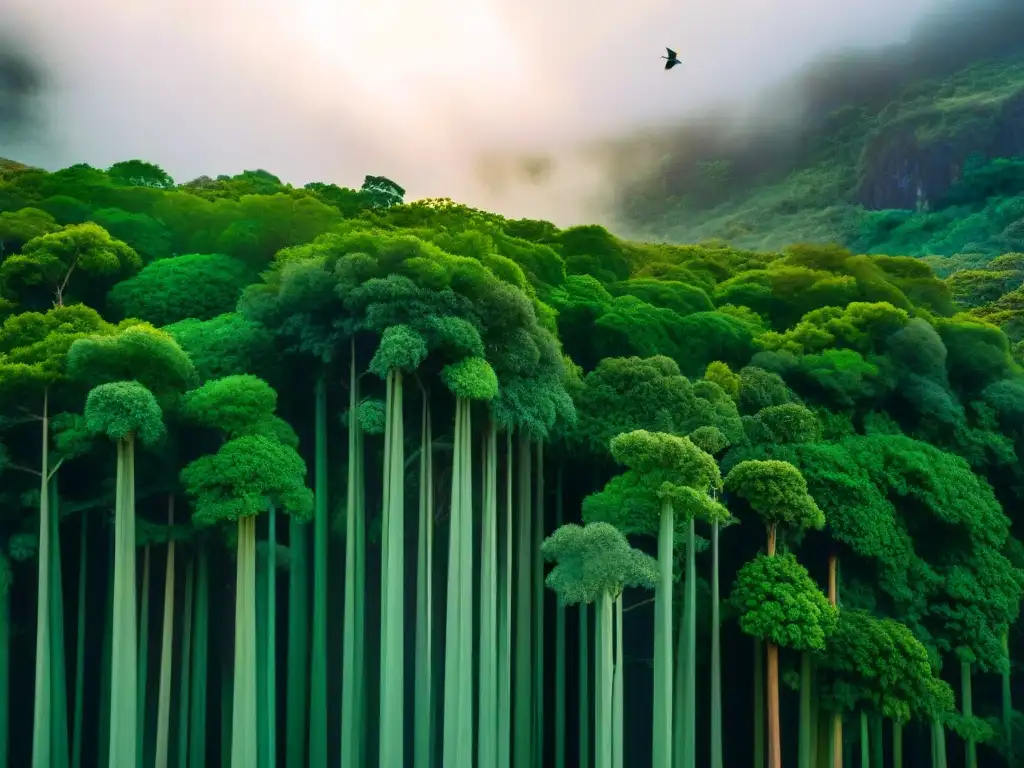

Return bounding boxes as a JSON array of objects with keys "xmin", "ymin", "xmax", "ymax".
[{"xmin": 0, "ymin": 146, "xmax": 1024, "ymax": 768}]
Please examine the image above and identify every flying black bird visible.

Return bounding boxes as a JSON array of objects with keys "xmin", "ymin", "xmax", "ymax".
[{"xmin": 662, "ymin": 47, "xmax": 681, "ymax": 70}]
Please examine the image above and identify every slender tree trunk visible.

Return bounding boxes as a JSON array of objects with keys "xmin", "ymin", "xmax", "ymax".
[
  {"xmin": 711, "ymin": 519, "xmax": 722, "ymax": 768},
  {"xmin": 266, "ymin": 507, "xmax": 277, "ymax": 768},
  {"xmin": 766, "ymin": 525, "xmax": 781, "ymax": 768},
  {"xmin": 596, "ymin": 592, "xmax": 613, "ymax": 768},
  {"xmin": 137, "ymin": 545, "xmax": 151, "ymax": 768},
  {"xmin": 32, "ymin": 390, "xmax": 52, "ymax": 768},
  {"xmin": 497, "ymin": 430, "xmax": 514, "ymax": 768},
  {"xmin": 870, "ymin": 715, "xmax": 882, "ymax": 768},
  {"xmin": 341, "ymin": 343, "xmax": 366, "ymax": 767},
  {"xmin": 285, "ymin": 512, "xmax": 309, "ymax": 768},
  {"xmin": 71, "ymin": 514, "xmax": 87, "ymax": 768},
  {"xmin": 554, "ymin": 465, "xmax": 566, "ymax": 768},
  {"xmin": 653, "ymin": 499, "xmax": 674, "ymax": 768},
  {"xmin": 190, "ymin": 543, "xmax": 210, "ymax": 768},
  {"xmin": 859, "ymin": 712, "xmax": 868, "ymax": 768},
  {"xmin": 612, "ymin": 594, "xmax": 624, "ymax": 768},
  {"xmin": 109, "ymin": 433, "xmax": 139, "ymax": 768},
  {"xmin": 962, "ymin": 660, "xmax": 976, "ymax": 768},
  {"xmin": 754, "ymin": 639, "xmax": 764, "ymax": 768},
  {"xmin": 828, "ymin": 554, "xmax": 841, "ymax": 768},
  {"xmin": 154, "ymin": 499, "xmax": 176, "ymax": 768},
  {"xmin": 478, "ymin": 421, "xmax": 499, "ymax": 766},
  {"xmin": 799, "ymin": 653, "xmax": 813, "ymax": 768},
  {"xmin": 683, "ymin": 517, "xmax": 697, "ymax": 768},
  {"xmin": 578, "ymin": 603, "xmax": 590, "ymax": 768},
  {"xmin": 932, "ymin": 718, "xmax": 947, "ymax": 768},
  {"xmin": 514, "ymin": 434, "xmax": 533, "ymax": 768},
  {"xmin": 414, "ymin": 394, "xmax": 434, "ymax": 768},
  {"xmin": 1003, "ymin": 630, "xmax": 1012, "ymax": 765},
  {"xmin": 892, "ymin": 721, "xmax": 902, "ymax": 768},
  {"xmin": 309, "ymin": 373, "xmax": 328, "ymax": 768},
  {"xmin": 443, "ymin": 397, "xmax": 475, "ymax": 765},
  {"xmin": 534, "ymin": 441, "xmax": 546, "ymax": 768},
  {"xmin": 49, "ymin": 474, "xmax": 69, "ymax": 768},
  {"xmin": 48, "ymin": 473, "xmax": 69, "ymax": 768},
  {"xmin": 99, "ymin": 530, "xmax": 114, "ymax": 768},
  {"xmin": 379, "ymin": 368, "xmax": 407, "ymax": 767},
  {"xmin": 0, "ymin": 552, "xmax": 9, "ymax": 768},
  {"xmin": 231, "ymin": 516, "xmax": 258, "ymax": 768},
  {"xmin": 177, "ymin": 556, "xmax": 194, "ymax": 768}
]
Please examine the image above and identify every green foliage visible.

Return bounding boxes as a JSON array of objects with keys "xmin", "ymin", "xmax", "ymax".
[
  {"xmin": 441, "ymin": 357, "xmax": 499, "ymax": 401},
  {"xmin": 368, "ymin": 324, "xmax": 429, "ymax": 377},
  {"xmin": 181, "ymin": 375, "xmax": 278, "ymax": 437},
  {"xmin": 724, "ymin": 459, "xmax": 825, "ymax": 532},
  {"xmin": 67, "ymin": 323, "xmax": 197, "ymax": 396},
  {"xmin": 164, "ymin": 313, "xmax": 276, "ymax": 384},
  {"xmin": 180, "ymin": 435, "xmax": 313, "ymax": 526},
  {"xmin": 744, "ymin": 403, "xmax": 822, "ymax": 445},
  {"xmin": 583, "ymin": 430, "xmax": 720, "ymax": 537},
  {"xmin": 357, "ymin": 399, "xmax": 387, "ymax": 434},
  {"xmin": 729, "ymin": 553, "xmax": 837, "ymax": 651},
  {"xmin": 108, "ymin": 253, "xmax": 254, "ymax": 326},
  {"xmin": 817, "ymin": 609, "xmax": 955, "ymax": 722},
  {"xmin": 84, "ymin": 381, "xmax": 166, "ymax": 444},
  {"xmin": 541, "ymin": 522, "xmax": 658, "ymax": 604}
]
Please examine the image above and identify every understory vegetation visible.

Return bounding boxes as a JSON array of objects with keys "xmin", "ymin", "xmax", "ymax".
[{"xmin": 1, "ymin": 156, "xmax": 1024, "ymax": 768}]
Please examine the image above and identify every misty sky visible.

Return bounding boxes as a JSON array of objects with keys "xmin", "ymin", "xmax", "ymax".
[{"xmin": 2, "ymin": 0, "xmax": 960, "ymax": 223}]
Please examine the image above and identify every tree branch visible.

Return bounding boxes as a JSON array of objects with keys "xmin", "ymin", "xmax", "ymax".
[
  {"xmin": 8, "ymin": 462, "xmax": 42, "ymax": 477},
  {"xmin": 624, "ymin": 596, "xmax": 655, "ymax": 613},
  {"xmin": 46, "ymin": 457, "xmax": 65, "ymax": 482}
]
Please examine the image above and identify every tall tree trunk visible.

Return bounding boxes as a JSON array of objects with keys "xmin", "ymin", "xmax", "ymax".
[
  {"xmin": 828, "ymin": 554, "xmax": 842, "ymax": 768},
  {"xmin": 137, "ymin": 545, "xmax": 151, "ymax": 768},
  {"xmin": 71, "ymin": 515, "xmax": 88, "ymax": 768},
  {"xmin": 49, "ymin": 474, "xmax": 69, "ymax": 768},
  {"xmin": 177, "ymin": 556, "xmax": 194, "ymax": 768},
  {"xmin": 596, "ymin": 591, "xmax": 613, "ymax": 768},
  {"xmin": 766, "ymin": 526, "xmax": 781, "ymax": 768},
  {"xmin": 554, "ymin": 465, "xmax": 566, "ymax": 768},
  {"xmin": 513, "ymin": 434, "xmax": 533, "ymax": 768},
  {"xmin": 1003, "ymin": 630, "xmax": 1012, "ymax": 766},
  {"xmin": 711, "ymin": 519, "xmax": 722, "ymax": 768},
  {"xmin": 109, "ymin": 433, "xmax": 139, "ymax": 768},
  {"xmin": 534, "ymin": 441, "xmax": 546, "ymax": 768},
  {"xmin": 154, "ymin": 498, "xmax": 176, "ymax": 768},
  {"xmin": 799, "ymin": 653, "xmax": 813, "ymax": 768},
  {"xmin": 0, "ymin": 551, "xmax": 9, "ymax": 768},
  {"xmin": 308, "ymin": 373, "xmax": 328, "ymax": 768},
  {"xmin": 497, "ymin": 431, "xmax": 514, "ymax": 768},
  {"xmin": 683, "ymin": 517, "xmax": 697, "ymax": 768},
  {"xmin": 379, "ymin": 368, "xmax": 407, "ymax": 767},
  {"xmin": 478, "ymin": 421, "xmax": 499, "ymax": 766},
  {"xmin": 443, "ymin": 397, "xmax": 475, "ymax": 764},
  {"xmin": 413, "ymin": 394, "xmax": 434, "ymax": 768},
  {"xmin": 612, "ymin": 594, "xmax": 624, "ymax": 768},
  {"xmin": 962, "ymin": 660, "xmax": 976, "ymax": 768},
  {"xmin": 32, "ymin": 390, "xmax": 52, "ymax": 768},
  {"xmin": 341, "ymin": 342, "xmax": 366, "ymax": 767},
  {"xmin": 892, "ymin": 721, "xmax": 902, "ymax": 768},
  {"xmin": 859, "ymin": 712, "xmax": 868, "ymax": 768},
  {"xmin": 231, "ymin": 516, "xmax": 258, "ymax": 768},
  {"xmin": 189, "ymin": 543, "xmax": 210, "ymax": 768},
  {"xmin": 870, "ymin": 715, "xmax": 882, "ymax": 768},
  {"xmin": 578, "ymin": 603, "xmax": 590, "ymax": 768},
  {"xmin": 285, "ymin": 514, "xmax": 308, "ymax": 768},
  {"xmin": 266, "ymin": 507, "xmax": 277, "ymax": 767},
  {"xmin": 653, "ymin": 499, "xmax": 674, "ymax": 768},
  {"xmin": 754, "ymin": 639, "xmax": 764, "ymax": 768}
]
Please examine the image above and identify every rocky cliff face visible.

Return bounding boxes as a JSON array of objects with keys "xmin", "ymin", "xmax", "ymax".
[{"xmin": 855, "ymin": 89, "xmax": 1024, "ymax": 211}]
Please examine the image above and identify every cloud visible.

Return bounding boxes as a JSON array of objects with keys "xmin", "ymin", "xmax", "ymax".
[{"xmin": 1, "ymin": 0, "xmax": 1010, "ymax": 225}]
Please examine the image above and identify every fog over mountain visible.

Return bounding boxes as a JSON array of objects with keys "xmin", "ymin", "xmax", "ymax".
[{"xmin": 0, "ymin": 0, "xmax": 1019, "ymax": 225}]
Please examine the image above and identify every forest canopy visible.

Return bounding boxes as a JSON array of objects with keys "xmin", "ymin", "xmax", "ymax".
[{"xmin": 0, "ymin": 156, "xmax": 1022, "ymax": 768}]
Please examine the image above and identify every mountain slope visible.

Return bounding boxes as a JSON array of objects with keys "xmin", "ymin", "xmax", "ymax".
[{"xmin": 617, "ymin": 47, "xmax": 1024, "ymax": 259}]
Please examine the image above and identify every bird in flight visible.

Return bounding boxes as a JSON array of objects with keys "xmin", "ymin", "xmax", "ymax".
[{"xmin": 662, "ymin": 47, "xmax": 681, "ymax": 70}]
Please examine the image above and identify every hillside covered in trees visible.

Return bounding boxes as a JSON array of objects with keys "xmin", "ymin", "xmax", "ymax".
[
  {"xmin": 0, "ymin": 154, "xmax": 1024, "ymax": 768},
  {"xmin": 612, "ymin": 4, "xmax": 1024, "ymax": 261}
]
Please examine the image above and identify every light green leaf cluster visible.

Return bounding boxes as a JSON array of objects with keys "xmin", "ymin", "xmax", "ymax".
[{"xmin": 541, "ymin": 522, "xmax": 657, "ymax": 605}]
